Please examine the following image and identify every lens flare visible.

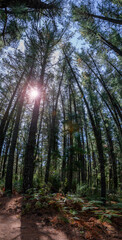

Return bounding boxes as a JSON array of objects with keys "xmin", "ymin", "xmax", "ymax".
[{"xmin": 30, "ymin": 88, "xmax": 39, "ymax": 99}]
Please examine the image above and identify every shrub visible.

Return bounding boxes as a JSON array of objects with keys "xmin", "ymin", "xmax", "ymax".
[
  {"xmin": 76, "ymin": 184, "xmax": 90, "ymax": 197},
  {"xmin": 49, "ymin": 172, "xmax": 61, "ymax": 193},
  {"xmin": 13, "ymin": 179, "xmax": 23, "ymax": 193}
]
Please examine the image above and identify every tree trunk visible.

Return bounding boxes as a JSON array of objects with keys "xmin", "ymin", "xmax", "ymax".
[
  {"xmin": 87, "ymin": 28, "xmax": 122, "ymax": 56},
  {"xmin": 23, "ymin": 96, "xmax": 41, "ymax": 192},
  {"xmin": 0, "ymin": 96, "xmax": 19, "ymax": 157},
  {"xmin": 45, "ymin": 72, "xmax": 64, "ymax": 183},
  {"xmin": 0, "ymin": 71, "xmax": 25, "ymax": 137},
  {"xmin": 0, "ymin": 0, "xmax": 58, "ymax": 10},
  {"xmin": 1, "ymin": 124, "xmax": 13, "ymax": 179},
  {"xmin": 68, "ymin": 86, "xmax": 73, "ymax": 191},
  {"xmin": 61, "ymin": 95, "xmax": 66, "ymax": 184},
  {"xmin": 64, "ymin": 52, "xmax": 106, "ymax": 203},
  {"xmin": 75, "ymin": 9, "xmax": 122, "ymax": 25},
  {"xmin": 15, "ymin": 145, "xmax": 19, "ymax": 180},
  {"xmin": 5, "ymin": 90, "xmax": 26, "ymax": 193}
]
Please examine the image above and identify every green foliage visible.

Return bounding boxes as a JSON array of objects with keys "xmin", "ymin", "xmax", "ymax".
[
  {"xmin": 22, "ymin": 202, "xmax": 32, "ymax": 215},
  {"xmin": 35, "ymin": 201, "xmax": 42, "ymax": 209},
  {"xmin": 25, "ymin": 183, "xmax": 52, "ymax": 200},
  {"xmin": 82, "ymin": 206, "xmax": 96, "ymax": 211},
  {"xmin": 88, "ymin": 200, "xmax": 103, "ymax": 206},
  {"xmin": 66, "ymin": 194, "xmax": 84, "ymax": 204},
  {"xmin": 76, "ymin": 184, "xmax": 90, "ymax": 197},
  {"xmin": 107, "ymin": 193, "xmax": 120, "ymax": 202},
  {"xmin": 49, "ymin": 172, "xmax": 61, "ymax": 193},
  {"xmin": 112, "ymin": 202, "xmax": 122, "ymax": 209},
  {"xmin": 99, "ymin": 216, "xmax": 112, "ymax": 223},
  {"xmin": 38, "ymin": 183, "xmax": 52, "ymax": 195},
  {"xmin": 97, "ymin": 209, "xmax": 122, "ymax": 223},
  {"xmin": 69, "ymin": 209, "xmax": 78, "ymax": 215},
  {"xmin": 25, "ymin": 202, "xmax": 31, "ymax": 211},
  {"xmin": 13, "ymin": 179, "xmax": 23, "ymax": 193},
  {"xmin": 0, "ymin": 180, "xmax": 4, "ymax": 191}
]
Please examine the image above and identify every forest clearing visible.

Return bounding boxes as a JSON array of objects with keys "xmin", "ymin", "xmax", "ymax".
[{"xmin": 0, "ymin": 0, "xmax": 122, "ymax": 239}]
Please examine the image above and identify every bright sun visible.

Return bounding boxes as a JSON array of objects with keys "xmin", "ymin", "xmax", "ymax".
[{"xmin": 30, "ymin": 88, "xmax": 39, "ymax": 99}]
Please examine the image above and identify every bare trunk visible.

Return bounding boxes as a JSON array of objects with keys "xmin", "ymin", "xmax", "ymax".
[
  {"xmin": 23, "ymin": 96, "xmax": 41, "ymax": 192},
  {"xmin": 64, "ymin": 52, "xmax": 106, "ymax": 203},
  {"xmin": 5, "ymin": 91, "xmax": 25, "ymax": 193}
]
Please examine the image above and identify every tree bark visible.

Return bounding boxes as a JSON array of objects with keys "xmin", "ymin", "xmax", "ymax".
[
  {"xmin": 75, "ymin": 9, "xmax": 122, "ymax": 25},
  {"xmin": 45, "ymin": 71, "xmax": 64, "ymax": 183},
  {"xmin": 5, "ymin": 90, "xmax": 26, "ymax": 193},
  {"xmin": 1, "ymin": 124, "xmax": 13, "ymax": 179},
  {"xmin": 0, "ymin": 97, "xmax": 18, "ymax": 157},
  {"xmin": 23, "ymin": 96, "xmax": 41, "ymax": 192},
  {"xmin": 61, "ymin": 95, "xmax": 66, "ymax": 184},
  {"xmin": 64, "ymin": 52, "xmax": 106, "ymax": 203},
  {"xmin": 0, "ymin": 71, "xmax": 25, "ymax": 151},
  {"xmin": 0, "ymin": 0, "xmax": 58, "ymax": 10}
]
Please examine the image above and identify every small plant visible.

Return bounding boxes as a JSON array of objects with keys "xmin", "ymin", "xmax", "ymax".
[
  {"xmin": 107, "ymin": 193, "xmax": 120, "ymax": 201},
  {"xmin": 88, "ymin": 200, "xmax": 103, "ymax": 206},
  {"xmin": 26, "ymin": 188, "xmax": 34, "ymax": 195},
  {"xmin": 49, "ymin": 172, "xmax": 61, "ymax": 193},
  {"xmin": 69, "ymin": 209, "xmax": 78, "ymax": 215},
  {"xmin": 35, "ymin": 201, "xmax": 42, "ymax": 209},
  {"xmin": 21, "ymin": 202, "xmax": 32, "ymax": 215},
  {"xmin": 76, "ymin": 184, "xmax": 90, "ymax": 197},
  {"xmin": 13, "ymin": 179, "xmax": 23, "ymax": 193},
  {"xmin": 58, "ymin": 216, "xmax": 69, "ymax": 223},
  {"xmin": 113, "ymin": 202, "xmax": 122, "ymax": 209},
  {"xmin": 25, "ymin": 202, "xmax": 31, "ymax": 212},
  {"xmin": 0, "ymin": 180, "xmax": 4, "ymax": 191}
]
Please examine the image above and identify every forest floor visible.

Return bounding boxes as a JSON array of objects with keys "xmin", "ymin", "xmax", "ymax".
[{"xmin": 0, "ymin": 193, "xmax": 122, "ymax": 240}]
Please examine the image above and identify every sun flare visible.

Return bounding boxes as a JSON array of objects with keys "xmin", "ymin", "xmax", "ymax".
[{"xmin": 30, "ymin": 88, "xmax": 39, "ymax": 99}]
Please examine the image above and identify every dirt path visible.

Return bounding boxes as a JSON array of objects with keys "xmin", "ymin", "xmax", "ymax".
[
  {"xmin": 0, "ymin": 195, "xmax": 122, "ymax": 240},
  {"xmin": 0, "ymin": 196, "xmax": 81, "ymax": 240}
]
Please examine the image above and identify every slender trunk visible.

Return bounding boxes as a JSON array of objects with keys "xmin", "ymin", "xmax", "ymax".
[
  {"xmin": 0, "ymin": 71, "xmax": 25, "ymax": 135},
  {"xmin": 64, "ymin": 52, "xmax": 106, "ymax": 203},
  {"xmin": 109, "ymin": 155, "xmax": 113, "ymax": 191},
  {"xmin": 92, "ymin": 86, "xmax": 122, "ymax": 136},
  {"xmin": 45, "ymin": 109, "xmax": 53, "ymax": 184},
  {"xmin": 15, "ymin": 145, "xmax": 19, "ymax": 180},
  {"xmin": 0, "ymin": 97, "xmax": 19, "ymax": 157},
  {"xmin": 23, "ymin": 96, "xmax": 41, "ymax": 192},
  {"xmin": 92, "ymin": 151, "xmax": 97, "ymax": 186},
  {"xmin": 89, "ymin": 53, "xmax": 122, "ymax": 121},
  {"xmin": 99, "ymin": 33, "xmax": 122, "ymax": 56},
  {"xmin": 87, "ymin": 28, "xmax": 122, "ymax": 56},
  {"xmin": 5, "ymin": 90, "xmax": 26, "ymax": 193},
  {"xmin": 101, "ymin": 113, "xmax": 118, "ymax": 191},
  {"xmin": 40, "ymin": 137, "xmax": 43, "ymax": 180},
  {"xmin": 80, "ymin": 11, "xmax": 122, "ymax": 24},
  {"xmin": 106, "ymin": 59, "xmax": 122, "ymax": 77},
  {"xmin": 83, "ymin": 107, "xmax": 91, "ymax": 186},
  {"xmin": 81, "ymin": 53, "xmax": 122, "ymax": 123},
  {"xmin": 1, "ymin": 124, "xmax": 13, "ymax": 179},
  {"xmin": 23, "ymin": 41, "xmax": 52, "ymax": 190},
  {"xmin": 0, "ymin": 0, "xmax": 57, "ymax": 9},
  {"xmin": 1, "ymin": 142, "xmax": 10, "ymax": 179},
  {"xmin": 81, "ymin": 129, "xmax": 86, "ymax": 183},
  {"xmin": 61, "ymin": 95, "xmax": 66, "ymax": 183},
  {"xmin": 72, "ymin": 88, "xmax": 86, "ymax": 185},
  {"xmin": 35, "ymin": 102, "xmax": 44, "ymax": 158},
  {"xmin": 45, "ymin": 72, "xmax": 64, "ymax": 183},
  {"xmin": 45, "ymin": 139, "xmax": 52, "ymax": 184},
  {"xmin": 5, "ymin": 65, "xmax": 33, "ymax": 193},
  {"xmin": 68, "ymin": 86, "xmax": 73, "ymax": 191}
]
